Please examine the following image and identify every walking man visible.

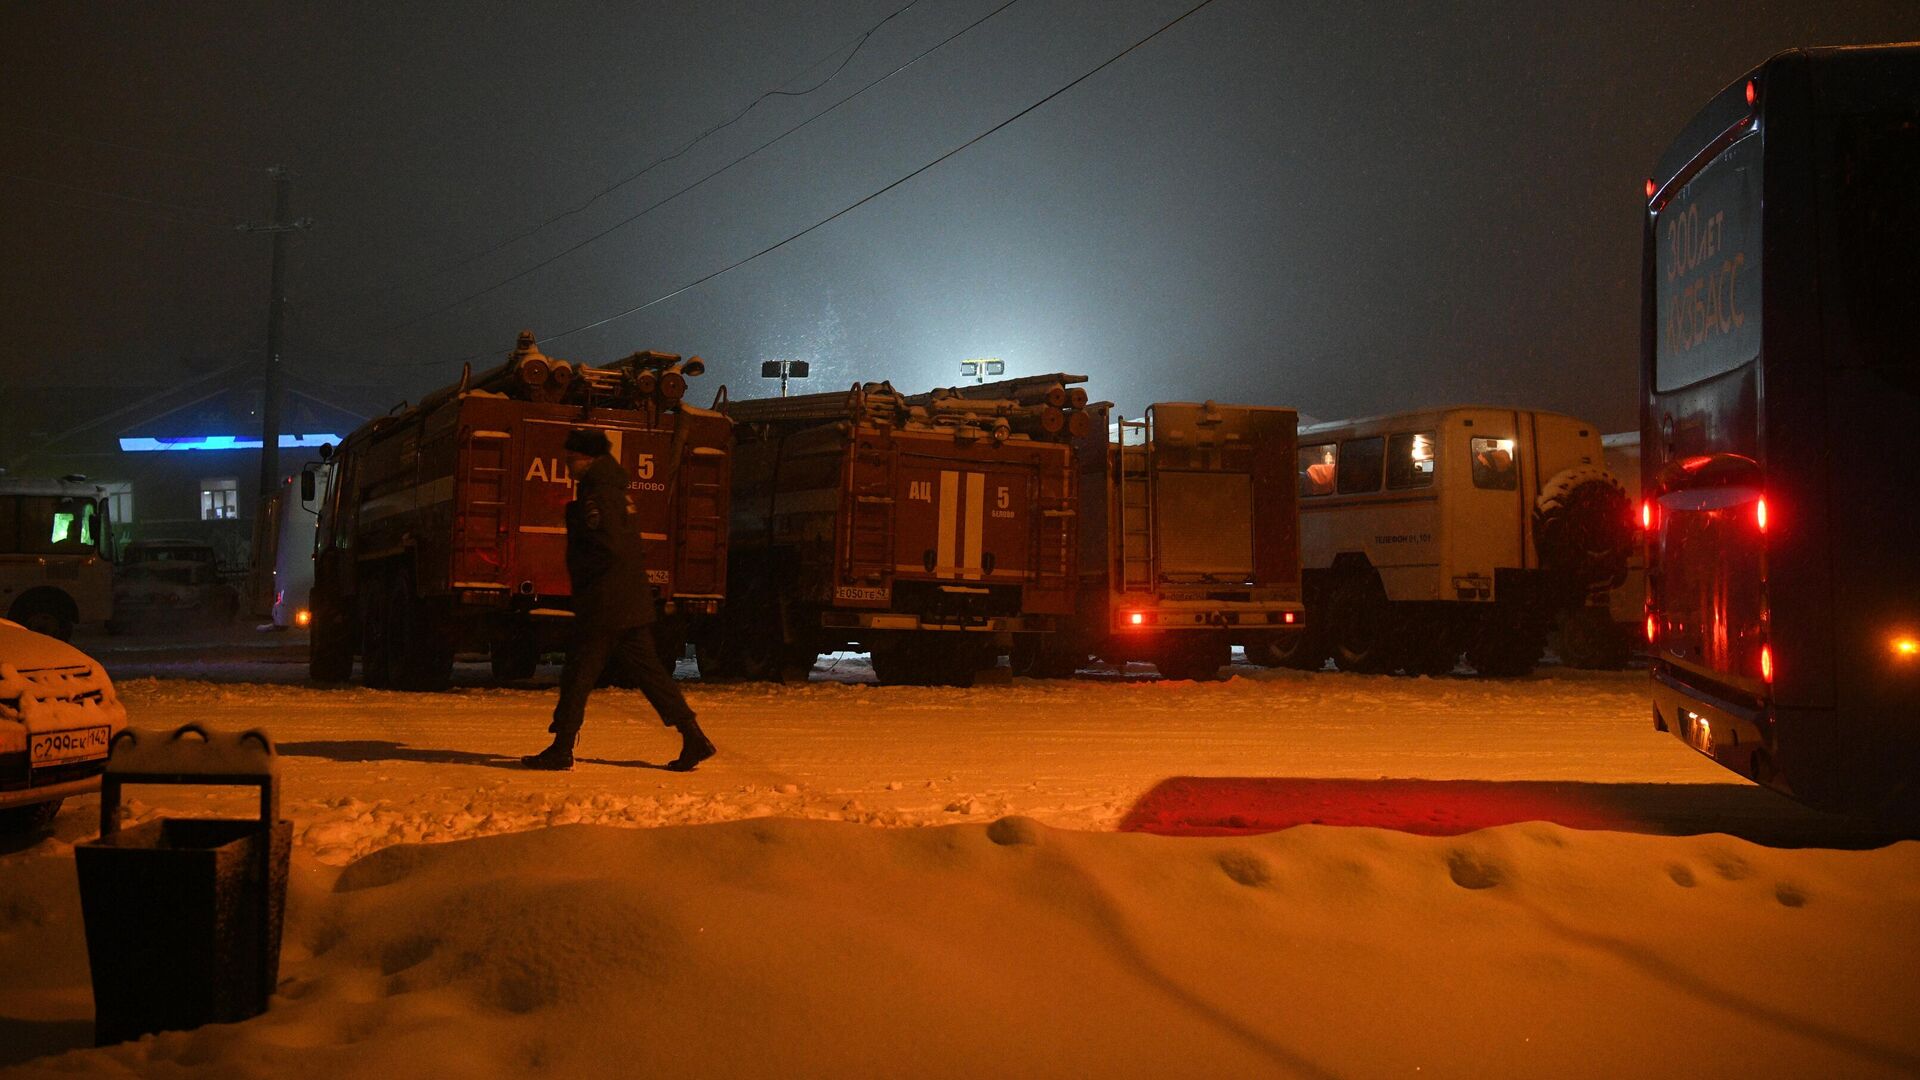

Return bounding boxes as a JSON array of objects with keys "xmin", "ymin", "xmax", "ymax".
[{"xmin": 522, "ymin": 428, "xmax": 716, "ymax": 771}]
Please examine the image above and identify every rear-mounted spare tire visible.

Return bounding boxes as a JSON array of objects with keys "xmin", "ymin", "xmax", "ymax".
[{"xmin": 1533, "ymin": 466, "xmax": 1631, "ymax": 590}]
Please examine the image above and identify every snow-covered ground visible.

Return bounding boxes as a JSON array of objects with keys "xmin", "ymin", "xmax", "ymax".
[{"xmin": 3, "ymin": 648, "xmax": 1916, "ymax": 1076}]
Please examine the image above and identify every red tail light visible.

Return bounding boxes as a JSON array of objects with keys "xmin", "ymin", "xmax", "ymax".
[
  {"xmin": 1641, "ymin": 499, "xmax": 1653, "ymax": 530},
  {"xmin": 1644, "ymin": 177, "xmax": 1657, "ymax": 199},
  {"xmin": 1646, "ymin": 615, "xmax": 1657, "ymax": 643},
  {"xmin": 1755, "ymin": 497, "xmax": 1768, "ymax": 533},
  {"xmin": 1283, "ymin": 611, "xmax": 1296, "ymax": 624},
  {"xmin": 1128, "ymin": 612, "xmax": 1144, "ymax": 626},
  {"xmin": 1760, "ymin": 643, "xmax": 1774, "ymax": 683},
  {"xmin": 1746, "ymin": 79, "xmax": 1756, "ymax": 106}
]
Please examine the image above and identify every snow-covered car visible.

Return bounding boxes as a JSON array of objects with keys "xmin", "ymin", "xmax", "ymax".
[
  {"xmin": 110, "ymin": 539, "xmax": 241, "ymax": 632},
  {"xmin": 0, "ymin": 617, "xmax": 128, "ymax": 833}
]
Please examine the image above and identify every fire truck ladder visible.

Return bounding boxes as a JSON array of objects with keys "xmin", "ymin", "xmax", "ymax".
[
  {"xmin": 843, "ymin": 441, "xmax": 896, "ymax": 583},
  {"xmin": 1114, "ymin": 417, "xmax": 1154, "ymax": 591},
  {"xmin": 457, "ymin": 428, "xmax": 512, "ymax": 583}
]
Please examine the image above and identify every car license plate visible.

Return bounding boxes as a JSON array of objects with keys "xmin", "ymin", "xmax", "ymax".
[{"xmin": 30, "ymin": 726, "xmax": 112, "ymax": 766}]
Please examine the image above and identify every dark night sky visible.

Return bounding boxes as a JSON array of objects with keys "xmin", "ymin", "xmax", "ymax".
[{"xmin": 4, "ymin": 1, "xmax": 1915, "ymax": 434}]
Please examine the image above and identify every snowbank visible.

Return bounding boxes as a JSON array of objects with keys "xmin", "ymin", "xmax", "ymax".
[{"xmin": 6, "ymin": 818, "xmax": 1919, "ymax": 1078}]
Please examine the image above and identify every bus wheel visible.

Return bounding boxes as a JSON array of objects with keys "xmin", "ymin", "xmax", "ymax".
[
  {"xmin": 1467, "ymin": 621, "xmax": 1540, "ymax": 677},
  {"xmin": 1550, "ymin": 606, "xmax": 1629, "ymax": 670},
  {"xmin": 1255, "ymin": 628, "xmax": 1328, "ymax": 671},
  {"xmin": 1329, "ymin": 578, "xmax": 1397, "ymax": 674},
  {"xmin": 1397, "ymin": 611, "xmax": 1461, "ymax": 676},
  {"xmin": 8, "ymin": 593, "xmax": 75, "ymax": 641}
]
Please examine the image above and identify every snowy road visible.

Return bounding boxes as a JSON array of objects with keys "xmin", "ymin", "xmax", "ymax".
[
  {"xmin": 7, "ymin": 648, "xmax": 1918, "ymax": 1078},
  {"xmin": 22, "ymin": 647, "xmax": 1881, "ymax": 866}
]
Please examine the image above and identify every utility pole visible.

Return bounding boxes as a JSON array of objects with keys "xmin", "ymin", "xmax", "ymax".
[
  {"xmin": 238, "ymin": 167, "xmax": 311, "ymax": 598},
  {"xmin": 239, "ymin": 166, "xmax": 311, "ymax": 508}
]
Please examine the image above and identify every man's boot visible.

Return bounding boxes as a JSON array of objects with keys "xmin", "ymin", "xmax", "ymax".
[
  {"xmin": 522, "ymin": 729, "xmax": 576, "ymax": 770},
  {"xmin": 666, "ymin": 717, "xmax": 715, "ymax": 772}
]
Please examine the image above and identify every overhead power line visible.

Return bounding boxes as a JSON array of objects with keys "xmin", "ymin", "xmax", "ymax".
[
  {"xmin": 0, "ymin": 121, "xmax": 262, "ymax": 173},
  {"xmin": 406, "ymin": 0, "xmax": 1224, "ymax": 370},
  {"xmin": 305, "ymin": 0, "xmax": 923, "ymax": 311},
  {"xmin": 0, "ymin": 170, "xmax": 236, "ymax": 222},
  {"xmin": 327, "ymin": 0, "xmax": 1026, "ymax": 350}
]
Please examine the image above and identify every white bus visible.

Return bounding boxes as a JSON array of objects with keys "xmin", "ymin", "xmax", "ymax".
[
  {"xmin": 0, "ymin": 478, "xmax": 115, "ymax": 639},
  {"xmin": 1270, "ymin": 407, "xmax": 1632, "ymax": 676}
]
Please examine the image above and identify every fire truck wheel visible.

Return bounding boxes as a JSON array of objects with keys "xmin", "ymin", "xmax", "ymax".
[
  {"xmin": 358, "ymin": 578, "xmax": 394, "ymax": 689},
  {"xmin": 309, "ymin": 593, "xmax": 354, "ymax": 682},
  {"xmin": 1328, "ymin": 576, "xmax": 1398, "ymax": 674},
  {"xmin": 1011, "ymin": 638, "xmax": 1083, "ymax": 678},
  {"xmin": 491, "ymin": 631, "xmax": 539, "ymax": 682},
  {"xmin": 393, "ymin": 595, "xmax": 455, "ymax": 692}
]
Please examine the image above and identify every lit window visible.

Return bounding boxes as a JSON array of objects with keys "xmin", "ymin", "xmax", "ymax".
[
  {"xmin": 1297, "ymin": 444, "xmax": 1337, "ymax": 497},
  {"xmin": 200, "ymin": 477, "xmax": 240, "ymax": 521},
  {"xmin": 1470, "ymin": 437, "xmax": 1518, "ymax": 491},
  {"xmin": 1387, "ymin": 431, "xmax": 1437, "ymax": 489}
]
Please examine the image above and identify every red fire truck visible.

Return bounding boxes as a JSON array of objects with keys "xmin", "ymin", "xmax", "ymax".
[
  {"xmin": 1016, "ymin": 401, "xmax": 1306, "ymax": 680},
  {"xmin": 698, "ymin": 375, "xmax": 1087, "ymax": 686},
  {"xmin": 307, "ymin": 333, "xmax": 731, "ymax": 690}
]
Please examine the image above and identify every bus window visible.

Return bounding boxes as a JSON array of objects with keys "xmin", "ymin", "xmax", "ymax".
[
  {"xmin": 1297, "ymin": 443, "xmax": 1336, "ymax": 496},
  {"xmin": 1470, "ymin": 437, "xmax": 1517, "ymax": 490},
  {"xmin": 1336, "ymin": 437, "xmax": 1384, "ymax": 494},
  {"xmin": 1387, "ymin": 432, "xmax": 1436, "ymax": 489},
  {"xmin": 17, "ymin": 496, "xmax": 98, "ymax": 554}
]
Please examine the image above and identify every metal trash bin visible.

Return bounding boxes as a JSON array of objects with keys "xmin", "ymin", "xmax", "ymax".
[{"xmin": 74, "ymin": 724, "xmax": 290, "ymax": 1046}]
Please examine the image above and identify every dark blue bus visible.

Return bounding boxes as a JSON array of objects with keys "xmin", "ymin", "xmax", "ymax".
[{"xmin": 1642, "ymin": 43, "xmax": 1919, "ymax": 819}]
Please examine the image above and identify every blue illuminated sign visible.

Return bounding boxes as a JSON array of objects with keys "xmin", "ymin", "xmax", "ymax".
[{"xmin": 118, "ymin": 434, "xmax": 343, "ymax": 452}]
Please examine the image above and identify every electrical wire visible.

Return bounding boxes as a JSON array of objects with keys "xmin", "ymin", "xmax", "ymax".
[
  {"xmin": 0, "ymin": 121, "xmax": 261, "ymax": 173},
  {"xmin": 407, "ymin": 0, "xmax": 1224, "ymax": 369},
  {"xmin": 0, "ymin": 170, "xmax": 236, "ymax": 222},
  {"xmin": 326, "ymin": 0, "xmax": 1025, "ymax": 349},
  {"xmin": 303, "ymin": 0, "xmax": 923, "ymax": 310}
]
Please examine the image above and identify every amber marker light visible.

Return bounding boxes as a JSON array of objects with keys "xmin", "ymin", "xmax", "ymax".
[
  {"xmin": 295, "ymin": 609, "xmax": 312, "ymax": 627},
  {"xmin": 1894, "ymin": 637, "xmax": 1920, "ymax": 659},
  {"xmin": 1646, "ymin": 615, "xmax": 1657, "ymax": 643},
  {"xmin": 1644, "ymin": 177, "xmax": 1657, "ymax": 199}
]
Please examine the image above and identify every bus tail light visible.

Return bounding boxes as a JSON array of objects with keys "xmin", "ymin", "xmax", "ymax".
[
  {"xmin": 1283, "ymin": 611, "xmax": 1297, "ymax": 624},
  {"xmin": 1128, "ymin": 612, "xmax": 1145, "ymax": 626},
  {"xmin": 1760, "ymin": 643, "xmax": 1774, "ymax": 683},
  {"xmin": 1746, "ymin": 79, "xmax": 1757, "ymax": 107},
  {"xmin": 1646, "ymin": 615, "xmax": 1657, "ymax": 643},
  {"xmin": 1641, "ymin": 499, "xmax": 1654, "ymax": 530},
  {"xmin": 1755, "ymin": 497, "xmax": 1768, "ymax": 533}
]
